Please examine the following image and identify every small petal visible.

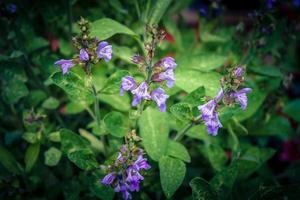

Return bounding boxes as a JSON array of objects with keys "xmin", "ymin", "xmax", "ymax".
[
  {"xmin": 96, "ymin": 41, "xmax": 113, "ymax": 62},
  {"xmin": 198, "ymin": 100, "xmax": 217, "ymax": 121},
  {"xmin": 133, "ymin": 155, "xmax": 151, "ymax": 170},
  {"xmin": 54, "ymin": 59, "xmax": 74, "ymax": 74},
  {"xmin": 131, "ymin": 82, "xmax": 151, "ymax": 106},
  {"xmin": 79, "ymin": 49, "xmax": 89, "ymax": 61},
  {"xmin": 161, "ymin": 57, "xmax": 177, "ymax": 70},
  {"xmin": 158, "ymin": 69, "xmax": 175, "ymax": 88},
  {"xmin": 231, "ymin": 88, "xmax": 252, "ymax": 110},
  {"xmin": 151, "ymin": 88, "xmax": 169, "ymax": 112},
  {"xmin": 101, "ymin": 172, "xmax": 116, "ymax": 185},
  {"xmin": 234, "ymin": 67, "xmax": 245, "ymax": 77},
  {"xmin": 120, "ymin": 76, "xmax": 137, "ymax": 96}
]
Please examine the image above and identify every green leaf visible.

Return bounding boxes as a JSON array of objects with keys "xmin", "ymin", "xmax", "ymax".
[
  {"xmin": 0, "ymin": 146, "xmax": 23, "ymax": 174},
  {"xmin": 60, "ymin": 129, "xmax": 90, "ymax": 154},
  {"xmin": 79, "ymin": 129, "xmax": 104, "ymax": 153},
  {"xmin": 190, "ymin": 177, "xmax": 218, "ymax": 200},
  {"xmin": 236, "ymin": 147, "xmax": 275, "ymax": 179},
  {"xmin": 113, "ymin": 45, "xmax": 135, "ymax": 63},
  {"xmin": 159, "ymin": 156, "xmax": 186, "ymax": 198},
  {"xmin": 1, "ymin": 79, "xmax": 29, "ymax": 104},
  {"xmin": 42, "ymin": 97, "xmax": 60, "ymax": 109},
  {"xmin": 166, "ymin": 141, "xmax": 191, "ymax": 163},
  {"xmin": 175, "ymin": 68, "xmax": 221, "ymax": 97},
  {"xmin": 100, "ymin": 93, "xmax": 131, "ymax": 112},
  {"xmin": 64, "ymin": 101, "xmax": 86, "ymax": 114},
  {"xmin": 206, "ymin": 144, "xmax": 227, "ymax": 171},
  {"xmin": 283, "ymin": 99, "xmax": 300, "ymax": 122},
  {"xmin": 44, "ymin": 147, "xmax": 62, "ymax": 166},
  {"xmin": 177, "ymin": 52, "xmax": 227, "ymax": 72},
  {"xmin": 67, "ymin": 149, "xmax": 99, "ymax": 170},
  {"xmin": 139, "ymin": 107, "xmax": 169, "ymax": 161},
  {"xmin": 91, "ymin": 18, "xmax": 137, "ymax": 40},
  {"xmin": 235, "ymin": 89, "xmax": 267, "ymax": 121},
  {"xmin": 51, "ymin": 72, "xmax": 94, "ymax": 106},
  {"xmin": 210, "ymin": 163, "xmax": 238, "ymax": 197},
  {"xmin": 249, "ymin": 185, "xmax": 300, "ymax": 200},
  {"xmin": 170, "ymin": 103, "xmax": 193, "ymax": 122},
  {"xmin": 182, "ymin": 86, "xmax": 205, "ymax": 106},
  {"xmin": 47, "ymin": 131, "xmax": 61, "ymax": 142},
  {"xmin": 149, "ymin": 0, "xmax": 172, "ymax": 24},
  {"xmin": 250, "ymin": 66, "xmax": 283, "ymax": 77},
  {"xmin": 22, "ymin": 132, "xmax": 38, "ymax": 144},
  {"xmin": 25, "ymin": 143, "xmax": 40, "ymax": 172},
  {"xmin": 59, "ymin": 129, "xmax": 98, "ymax": 170},
  {"xmin": 100, "ymin": 70, "xmax": 130, "ymax": 94},
  {"xmin": 104, "ymin": 111, "xmax": 129, "ymax": 138}
]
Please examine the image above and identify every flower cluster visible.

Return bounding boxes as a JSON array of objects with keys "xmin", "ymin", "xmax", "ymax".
[
  {"xmin": 54, "ymin": 18, "xmax": 112, "ymax": 74},
  {"xmin": 120, "ymin": 56, "xmax": 176, "ymax": 112},
  {"xmin": 198, "ymin": 67, "xmax": 252, "ymax": 135},
  {"xmin": 101, "ymin": 142, "xmax": 150, "ymax": 200}
]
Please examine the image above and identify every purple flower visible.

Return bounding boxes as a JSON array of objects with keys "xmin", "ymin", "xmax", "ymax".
[
  {"xmin": 131, "ymin": 82, "xmax": 151, "ymax": 106},
  {"xmin": 79, "ymin": 49, "xmax": 89, "ymax": 61},
  {"xmin": 133, "ymin": 155, "xmax": 151, "ymax": 170},
  {"xmin": 198, "ymin": 89, "xmax": 224, "ymax": 135},
  {"xmin": 234, "ymin": 67, "xmax": 245, "ymax": 77},
  {"xmin": 198, "ymin": 100, "xmax": 217, "ymax": 121},
  {"xmin": 101, "ymin": 145, "xmax": 151, "ymax": 200},
  {"xmin": 231, "ymin": 88, "xmax": 252, "ymax": 110},
  {"xmin": 158, "ymin": 69, "xmax": 175, "ymax": 88},
  {"xmin": 151, "ymin": 88, "xmax": 169, "ymax": 112},
  {"xmin": 161, "ymin": 57, "xmax": 177, "ymax": 70},
  {"xmin": 101, "ymin": 172, "xmax": 117, "ymax": 185},
  {"xmin": 96, "ymin": 41, "xmax": 112, "ymax": 62},
  {"xmin": 120, "ymin": 76, "xmax": 137, "ymax": 96},
  {"xmin": 54, "ymin": 59, "xmax": 75, "ymax": 74},
  {"xmin": 204, "ymin": 112, "xmax": 222, "ymax": 136},
  {"xmin": 132, "ymin": 54, "xmax": 144, "ymax": 64}
]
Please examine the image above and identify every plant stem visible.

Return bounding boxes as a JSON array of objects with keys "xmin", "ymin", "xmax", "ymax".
[
  {"xmin": 174, "ymin": 122, "xmax": 195, "ymax": 141},
  {"xmin": 92, "ymin": 84, "xmax": 107, "ymax": 155}
]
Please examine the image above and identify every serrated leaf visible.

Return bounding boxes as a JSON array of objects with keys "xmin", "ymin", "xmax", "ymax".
[
  {"xmin": 100, "ymin": 70, "xmax": 130, "ymax": 94},
  {"xmin": 159, "ymin": 156, "xmax": 186, "ymax": 198},
  {"xmin": 182, "ymin": 86, "xmax": 205, "ymax": 106},
  {"xmin": 166, "ymin": 141, "xmax": 191, "ymax": 163},
  {"xmin": 44, "ymin": 147, "xmax": 62, "ymax": 166},
  {"xmin": 51, "ymin": 71, "xmax": 94, "ymax": 106},
  {"xmin": 91, "ymin": 18, "xmax": 137, "ymax": 40},
  {"xmin": 67, "ymin": 149, "xmax": 99, "ymax": 170},
  {"xmin": 60, "ymin": 129, "xmax": 90, "ymax": 154},
  {"xmin": 104, "ymin": 111, "xmax": 129, "ymax": 138},
  {"xmin": 138, "ymin": 107, "xmax": 169, "ymax": 161},
  {"xmin": 190, "ymin": 177, "xmax": 218, "ymax": 200},
  {"xmin": 170, "ymin": 103, "xmax": 193, "ymax": 122},
  {"xmin": 25, "ymin": 143, "xmax": 40, "ymax": 172}
]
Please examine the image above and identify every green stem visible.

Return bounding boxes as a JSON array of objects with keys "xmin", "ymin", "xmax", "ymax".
[
  {"xmin": 92, "ymin": 84, "xmax": 107, "ymax": 155},
  {"xmin": 134, "ymin": 0, "xmax": 141, "ymax": 19},
  {"xmin": 174, "ymin": 122, "xmax": 195, "ymax": 141}
]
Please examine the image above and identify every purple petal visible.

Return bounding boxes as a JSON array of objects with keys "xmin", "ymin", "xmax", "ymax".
[
  {"xmin": 96, "ymin": 41, "xmax": 112, "ymax": 62},
  {"xmin": 151, "ymin": 88, "xmax": 169, "ymax": 112},
  {"xmin": 101, "ymin": 172, "xmax": 116, "ymax": 185},
  {"xmin": 79, "ymin": 49, "xmax": 89, "ymax": 61}
]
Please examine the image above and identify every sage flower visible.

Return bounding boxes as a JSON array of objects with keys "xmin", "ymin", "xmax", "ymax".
[
  {"xmin": 131, "ymin": 82, "xmax": 151, "ymax": 106},
  {"xmin": 230, "ymin": 88, "xmax": 252, "ymax": 110},
  {"xmin": 151, "ymin": 88, "xmax": 169, "ymax": 112},
  {"xmin": 120, "ymin": 76, "xmax": 137, "ymax": 96},
  {"xmin": 161, "ymin": 57, "xmax": 177, "ymax": 70},
  {"xmin": 54, "ymin": 59, "xmax": 74, "ymax": 74},
  {"xmin": 96, "ymin": 41, "xmax": 112, "ymax": 62},
  {"xmin": 79, "ymin": 49, "xmax": 89, "ymax": 61}
]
